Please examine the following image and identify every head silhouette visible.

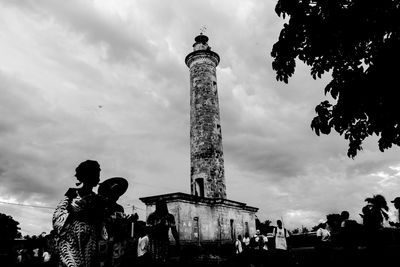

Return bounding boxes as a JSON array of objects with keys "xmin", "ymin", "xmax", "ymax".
[
  {"xmin": 98, "ymin": 177, "xmax": 128, "ymax": 203},
  {"xmin": 155, "ymin": 200, "xmax": 168, "ymax": 215},
  {"xmin": 75, "ymin": 160, "xmax": 101, "ymax": 187},
  {"xmin": 341, "ymin": 211, "xmax": 350, "ymax": 220},
  {"xmin": 391, "ymin": 197, "xmax": 400, "ymax": 209},
  {"xmin": 277, "ymin": 220, "xmax": 282, "ymax": 228}
]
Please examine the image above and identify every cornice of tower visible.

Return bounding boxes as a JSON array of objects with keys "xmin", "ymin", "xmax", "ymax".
[{"xmin": 185, "ymin": 50, "xmax": 220, "ymax": 68}]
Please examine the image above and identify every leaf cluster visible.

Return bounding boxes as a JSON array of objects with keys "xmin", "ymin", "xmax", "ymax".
[
  {"xmin": 271, "ymin": 0, "xmax": 400, "ymax": 157},
  {"xmin": 0, "ymin": 213, "xmax": 21, "ymax": 240}
]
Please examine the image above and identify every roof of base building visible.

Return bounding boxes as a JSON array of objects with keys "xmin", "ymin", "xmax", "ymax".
[{"xmin": 139, "ymin": 192, "xmax": 258, "ymax": 212}]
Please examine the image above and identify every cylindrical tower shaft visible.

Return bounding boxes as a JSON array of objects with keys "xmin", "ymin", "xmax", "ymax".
[{"xmin": 185, "ymin": 34, "xmax": 226, "ymax": 199}]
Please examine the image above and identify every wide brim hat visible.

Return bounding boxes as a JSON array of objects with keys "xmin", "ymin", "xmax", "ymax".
[
  {"xmin": 98, "ymin": 177, "xmax": 128, "ymax": 197},
  {"xmin": 391, "ymin": 197, "xmax": 400, "ymax": 203}
]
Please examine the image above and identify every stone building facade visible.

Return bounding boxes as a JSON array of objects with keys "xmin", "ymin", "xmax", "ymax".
[
  {"xmin": 140, "ymin": 34, "xmax": 258, "ymax": 245},
  {"xmin": 140, "ymin": 193, "xmax": 257, "ymax": 244}
]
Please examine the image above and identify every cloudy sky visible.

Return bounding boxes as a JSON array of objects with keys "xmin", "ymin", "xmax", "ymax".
[{"xmin": 1, "ymin": 0, "xmax": 400, "ymax": 235}]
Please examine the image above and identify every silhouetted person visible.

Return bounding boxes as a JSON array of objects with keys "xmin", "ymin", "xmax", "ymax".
[
  {"xmin": 241, "ymin": 232, "xmax": 251, "ymax": 266},
  {"xmin": 340, "ymin": 211, "xmax": 359, "ymax": 264},
  {"xmin": 98, "ymin": 177, "xmax": 129, "ymax": 267},
  {"xmin": 235, "ymin": 234, "xmax": 243, "ymax": 255},
  {"xmin": 53, "ymin": 160, "xmax": 105, "ymax": 267},
  {"xmin": 233, "ymin": 234, "xmax": 244, "ymax": 266},
  {"xmin": 42, "ymin": 249, "xmax": 51, "ymax": 266},
  {"xmin": 315, "ymin": 220, "xmax": 332, "ymax": 265},
  {"xmin": 45, "ymin": 230, "xmax": 59, "ymax": 267},
  {"xmin": 137, "ymin": 225, "xmax": 150, "ymax": 267},
  {"xmin": 146, "ymin": 200, "xmax": 179, "ymax": 266},
  {"xmin": 16, "ymin": 249, "xmax": 22, "ymax": 265},
  {"xmin": 98, "ymin": 177, "xmax": 128, "ymax": 217},
  {"xmin": 340, "ymin": 211, "xmax": 350, "ymax": 227},
  {"xmin": 360, "ymin": 195, "xmax": 389, "ymax": 265},
  {"xmin": 272, "ymin": 220, "xmax": 290, "ymax": 266},
  {"xmin": 243, "ymin": 232, "xmax": 250, "ymax": 249},
  {"xmin": 249, "ymin": 229, "xmax": 265, "ymax": 266},
  {"xmin": 98, "ymin": 177, "xmax": 128, "ymax": 242}
]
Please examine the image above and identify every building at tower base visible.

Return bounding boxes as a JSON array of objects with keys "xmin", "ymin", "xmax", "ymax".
[{"xmin": 139, "ymin": 192, "xmax": 258, "ymax": 245}]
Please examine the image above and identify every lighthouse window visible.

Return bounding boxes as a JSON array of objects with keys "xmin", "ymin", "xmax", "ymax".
[
  {"xmin": 195, "ymin": 178, "xmax": 204, "ymax": 197},
  {"xmin": 230, "ymin": 219, "xmax": 235, "ymax": 240}
]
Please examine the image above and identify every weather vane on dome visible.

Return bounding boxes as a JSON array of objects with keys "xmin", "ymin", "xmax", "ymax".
[{"xmin": 200, "ymin": 25, "xmax": 207, "ymax": 35}]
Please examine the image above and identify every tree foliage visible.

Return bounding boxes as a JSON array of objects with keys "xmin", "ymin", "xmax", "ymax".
[
  {"xmin": 255, "ymin": 218, "xmax": 275, "ymax": 234},
  {"xmin": 361, "ymin": 194, "xmax": 389, "ymax": 229},
  {"xmin": 271, "ymin": 0, "xmax": 400, "ymax": 157},
  {"xmin": 0, "ymin": 213, "xmax": 21, "ymax": 240}
]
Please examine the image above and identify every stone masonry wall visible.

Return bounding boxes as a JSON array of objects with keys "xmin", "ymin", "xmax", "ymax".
[
  {"xmin": 145, "ymin": 200, "xmax": 257, "ymax": 244},
  {"xmin": 188, "ymin": 54, "xmax": 226, "ymax": 199}
]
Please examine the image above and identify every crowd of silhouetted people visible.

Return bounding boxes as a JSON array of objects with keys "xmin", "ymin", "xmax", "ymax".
[
  {"xmin": 13, "ymin": 233, "xmax": 57, "ymax": 267},
  {"xmin": 231, "ymin": 194, "xmax": 400, "ymax": 267},
  {"xmin": 3, "ymin": 160, "xmax": 400, "ymax": 267},
  {"xmin": 231, "ymin": 219, "xmax": 296, "ymax": 267},
  {"xmin": 50, "ymin": 160, "xmax": 179, "ymax": 267}
]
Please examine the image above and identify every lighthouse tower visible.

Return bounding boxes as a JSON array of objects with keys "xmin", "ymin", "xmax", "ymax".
[
  {"xmin": 140, "ymin": 33, "xmax": 258, "ymax": 246},
  {"xmin": 185, "ymin": 34, "xmax": 226, "ymax": 199}
]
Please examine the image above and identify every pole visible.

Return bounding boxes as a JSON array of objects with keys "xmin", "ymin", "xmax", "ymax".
[{"xmin": 131, "ymin": 204, "xmax": 135, "ymax": 238}]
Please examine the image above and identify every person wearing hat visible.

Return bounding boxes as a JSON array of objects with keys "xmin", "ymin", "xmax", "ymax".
[
  {"xmin": 389, "ymin": 197, "xmax": 400, "ymax": 227},
  {"xmin": 98, "ymin": 177, "xmax": 128, "ymax": 218},
  {"xmin": 53, "ymin": 160, "xmax": 105, "ymax": 267},
  {"xmin": 98, "ymin": 177, "xmax": 129, "ymax": 267}
]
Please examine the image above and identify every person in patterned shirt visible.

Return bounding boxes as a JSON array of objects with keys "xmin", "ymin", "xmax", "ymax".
[{"xmin": 52, "ymin": 160, "xmax": 106, "ymax": 267}]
